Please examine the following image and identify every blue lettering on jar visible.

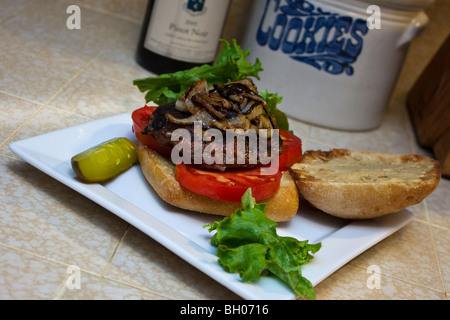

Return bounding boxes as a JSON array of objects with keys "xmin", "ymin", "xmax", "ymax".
[
  {"xmin": 187, "ymin": 0, "xmax": 205, "ymax": 13},
  {"xmin": 256, "ymin": 0, "xmax": 369, "ymax": 76}
]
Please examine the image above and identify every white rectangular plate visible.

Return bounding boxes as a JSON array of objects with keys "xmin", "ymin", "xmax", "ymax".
[{"xmin": 10, "ymin": 113, "xmax": 413, "ymax": 300}]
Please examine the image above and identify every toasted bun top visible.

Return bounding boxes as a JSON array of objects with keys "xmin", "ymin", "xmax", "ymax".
[
  {"xmin": 291, "ymin": 149, "xmax": 441, "ymax": 219},
  {"xmin": 294, "ymin": 149, "xmax": 440, "ymax": 184}
]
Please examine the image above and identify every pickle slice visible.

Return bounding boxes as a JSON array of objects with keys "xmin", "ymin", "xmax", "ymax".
[{"xmin": 71, "ymin": 137, "xmax": 138, "ymax": 182}]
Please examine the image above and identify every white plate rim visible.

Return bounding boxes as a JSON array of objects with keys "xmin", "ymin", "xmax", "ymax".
[{"xmin": 9, "ymin": 113, "xmax": 414, "ymax": 300}]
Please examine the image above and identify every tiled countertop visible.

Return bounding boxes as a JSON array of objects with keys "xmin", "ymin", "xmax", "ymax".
[{"xmin": 0, "ymin": 0, "xmax": 449, "ymax": 300}]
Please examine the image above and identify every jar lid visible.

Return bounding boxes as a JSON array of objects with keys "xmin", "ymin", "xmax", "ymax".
[
  {"xmin": 317, "ymin": 0, "xmax": 433, "ymax": 22},
  {"xmin": 342, "ymin": 0, "xmax": 435, "ymax": 11}
]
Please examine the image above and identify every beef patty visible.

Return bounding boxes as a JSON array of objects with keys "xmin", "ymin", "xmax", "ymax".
[{"xmin": 142, "ymin": 79, "xmax": 280, "ymax": 171}]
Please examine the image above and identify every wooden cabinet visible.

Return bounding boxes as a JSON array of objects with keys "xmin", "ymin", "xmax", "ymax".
[{"xmin": 408, "ymin": 34, "xmax": 450, "ymax": 177}]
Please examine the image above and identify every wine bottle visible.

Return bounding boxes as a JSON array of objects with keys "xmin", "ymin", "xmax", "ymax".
[{"xmin": 136, "ymin": 0, "xmax": 231, "ymax": 74}]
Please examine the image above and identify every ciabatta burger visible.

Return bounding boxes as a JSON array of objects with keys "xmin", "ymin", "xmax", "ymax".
[{"xmin": 132, "ymin": 78, "xmax": 302, "ymax": 222}]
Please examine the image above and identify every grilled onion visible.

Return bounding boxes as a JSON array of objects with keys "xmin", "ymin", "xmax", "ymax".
[{"xmin": 167, "ymin": 78, "xmax": 276, "ymax": 137}]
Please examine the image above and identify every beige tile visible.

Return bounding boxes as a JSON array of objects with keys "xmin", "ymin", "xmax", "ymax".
[
  {"xmin": 0, "ymin": 47, "xmax": 76, "ymax": 103},
  {"xmin": 106, "ymin": 227, "xmax": 241, "ymax": 300},
  {"xmin": 0, "ymin": 155, "xmax": 129, "ymax": 273},
  {"xmin": 1, "ymin": 105, "xmax": 91, "ymax": 158},
  {"xmin": 426, "ymin": 178, "xmax": 450, "ymax": 230},
  {"xmin": 349, "ymin": 220, "xmax": 444, "ymax": 292},
  {"xmin": 314, "ymin": 264, "xmax": 445, "ymax": 300},
  {"xmin": 0, "ymin": 0, "xmax": 135, "ymax": 70},
  {"xmin": 84, "ymin": 22, "xmax": 154, "ymax": 86},
  {"xmin": 59, "ymin": 271, "xmax": 168, "ymax": 300},
  {"xmin": 407, "ymin": 202, "xmax": 429, "ymax": 222},
  {"xmin": 12, "ymin": 104, "xmax": 91, "ymax": 136},
  {"xmin": 0, "ymin": 93, "xmax": 41, "ymax": 145},
  {"xmin": 432, "ymin": 226, "xmax": 450, "ymax": 293},
  {"xmin": 299, "ymin": 138, "xmax": 333, "ymax": 153},
  {"xmin": 0, "ymin": 0, "xmax": 33, "ymax": 22},
  {"xmin": 0, "ymin": 244, "xmax": 67, "ymax": 299},
  {"xmin": 49, "ymin": 72, "xmax": 144, "ymax": 119},
  {"xmin": 74, "ymin": 0, "xmax": 148, "ymax": 22}
]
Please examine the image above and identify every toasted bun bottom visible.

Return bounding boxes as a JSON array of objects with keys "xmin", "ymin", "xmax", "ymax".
[
  {"xmin": 291, "ymin": 149, "xmax": 441, "ymax": 220},
  {"xmin": 137, "ymin": 143, "xmax": 299, "ymax": 222}
]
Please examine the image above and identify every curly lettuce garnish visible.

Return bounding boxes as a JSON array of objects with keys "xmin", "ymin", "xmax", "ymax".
[
  {"xmin": 259, "ymin": 90, "xmax": 289, "ymax": 131},
  {"xmin": 204, "ymin": 189, "xmax": 321, "ymax": 299}
]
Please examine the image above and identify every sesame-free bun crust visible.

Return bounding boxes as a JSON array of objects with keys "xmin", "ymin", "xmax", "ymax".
[
  {"xmin": 137, "ymin": 143, "xmax": 299, "ymax": 222},
  {"xmin": 291, "ymin": 149, "xmax": 441, "ymax": 220}
]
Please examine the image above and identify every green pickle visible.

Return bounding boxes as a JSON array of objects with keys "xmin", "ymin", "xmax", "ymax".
[{"xmin": 71, "ymin": 137, "xmax": 138, "ymax": 182}]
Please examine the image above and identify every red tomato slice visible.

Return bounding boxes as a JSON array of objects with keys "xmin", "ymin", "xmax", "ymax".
[
  {"xmin": 277, "ymin": 129, "xmax": 302, "ymax": 171},
  {"xmin": 131, "ymin": 106, "xmax": 173, "ymax": 158},
  {"xmin": 175, "ymin": 163, "xmax": 282, "ymax": 203},
  {"xmin": 132, "ymin": 106, "xmax": 302, "ymax": 203},
  {"xmin": 174, "ymin": 129, "xmax": 301, "ymax": 203}
]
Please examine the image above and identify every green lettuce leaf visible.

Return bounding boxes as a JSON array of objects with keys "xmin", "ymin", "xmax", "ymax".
[
  {"xmin": 133, "ymin": 39, "xmax": 262, "ymax": 106},
  {"xmin": 204, "ymin": 189, "xmax": 321, "ymax": 299},
  {"xmin": 259, "ymin": 90, "xmax": 289, "ymax": 131},
  {"xmin": 133, "ymin": 39, "xmax": 290, "ymax": 130}
]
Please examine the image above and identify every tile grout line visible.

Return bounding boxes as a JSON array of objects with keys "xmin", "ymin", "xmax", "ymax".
[
  {"xmin": 76, "ymin": 24, "xmax": 145, "ymax": 89},
  {"xmin": 0, "ymin": 241, "xmax": 169, "ymax": 300},
  {"xmin": 0, "ymin": 90, "xmax": 45, "ymax": 149},
  {"xmin": 0, "ymin": 62, "xmax": 85, "ymax": 150},
  {"xmin": 0, "ymin": 1, "xmax": 32, "ymax": 25},
  {"xmin": 82, "ymin": 68, "xmax": 144, "ymax": 89},
  {"xmin": 101, "ymin": 275, "xmax": 176, "ymax": 300},
  {"xmin": 0, "ymin": 32, "xmax": 148, "ymax": 299},
  {"xmin": 98, "ymin": 224, "xmax": 131, "ymax": 278},
  {"xmin": 51, "ymin": 274, "xmax": 72, "ymax": 300},
  {"xmin": 0, "ymin": 9, "xmax": 141, "ymax": 82},
  {"xmin": 66, "ymin": 1, "xmax": 144, "ymax": 24},
  {"xmin": 0, "ymin": 241, "xmax": 98, "ymax": 274},
  {"xmin": 349, "ymin": 263, "xmax": 448, "ymax": 297},
  {"xmin": 0, "ymin": 104, "xmax": 46, "ymax": 150},
  {"xmin": 413, "ymin": 205, "xmax": 448, "ymax": 295},
  {"xmin": 50, "ymin": 223, "xmax": 176, "ymax": 300},
  {"xmin": 427, "ymin": 219, "xmax": 450, "ymax": 232},
  {"xmin": 0, "ymin": 90, "xmax": 45, "ymax": 106},
  {"xmin": 91, "ymin": 224, "xmax": 177, "ymax": 300},
  {"xmin": 0, "ymin": 43, "xmax": 82, "ymax": 74},
  {"xmin": 45, "ymin": 104, "xmax": 95, "ymax": 121},
  {"xmin": 0, "ymin": 45, "xmax": 112, "ymax": 151},
  {"xmin": 57, "ymin": 270, "xmax": 175, "ymax": 300},
  {"xmin": 421, "ymin": 198, "xmax": 432, "ymax": 224},
  {"xmin": 43, "ymin": 54, "xmax": 103, "ymax": 107},
  {"xmin": 347, "ymin": 217, "xmax": 448, "ymax": 297},
  {"xmin": 41, "ymin": 15, "xmax": 138, "ymax": 107},
  {"xmin": 426, "ymin": 215, "xmax": 448, "ymax": 295},
  {"xmin": 0, "ymin": 240, "xmax": 108, "ymax": 295}
]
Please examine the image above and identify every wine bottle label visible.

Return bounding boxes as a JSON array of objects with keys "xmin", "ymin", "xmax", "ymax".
[{"xmin": 144, "ymin": 0, "xmax": 230, "ymax": 63}]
